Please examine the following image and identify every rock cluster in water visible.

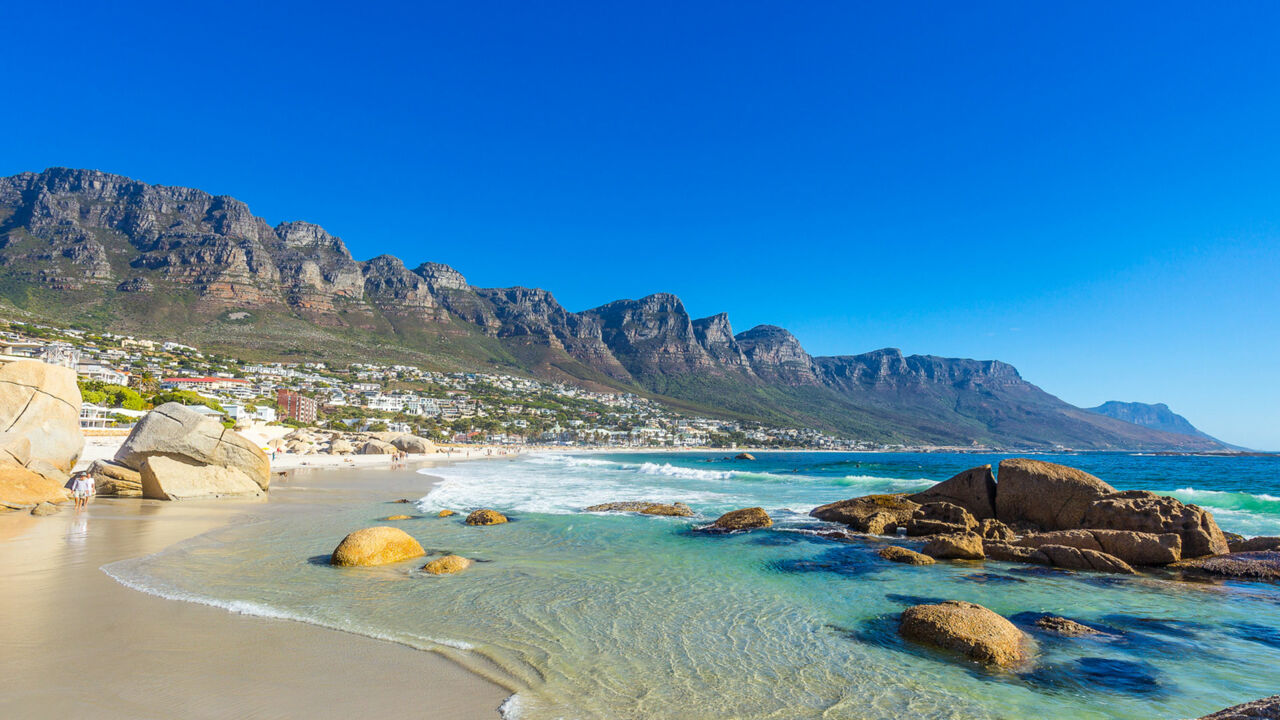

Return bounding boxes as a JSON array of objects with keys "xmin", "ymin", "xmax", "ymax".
[
  {"xmin": 809, "ymin": 458, "xmax": 1263, "ymax": 579},
  {"xmin": 466, "ymin": 509, "xmax": 508, "ymax": 526},
  {"xmin": 898, "ymin": 600, "xmax": 1029, "ymax": 667},
  {"xmin": 584, "ymin": 501, "xmax": 695, "ymax": 517}
]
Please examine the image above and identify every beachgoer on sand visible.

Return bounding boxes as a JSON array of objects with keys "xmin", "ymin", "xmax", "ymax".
[{"xmin": 71, "ymin": 472, "xmax": 95, "ymax": 510}]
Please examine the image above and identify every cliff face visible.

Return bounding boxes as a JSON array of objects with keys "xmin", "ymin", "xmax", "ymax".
[
  {"xmin": 1087, "ymin": 401, "xmax": 1225, "ymax": 444},
  {"xmin": 0, "ymin": 168, "xmax": 1230, "ymax": 450}
]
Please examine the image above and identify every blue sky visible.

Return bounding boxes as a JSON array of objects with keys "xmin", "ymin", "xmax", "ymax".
[{"xmin": 2, "ymin": 2, "xmax": 1277, "ymax": 448}]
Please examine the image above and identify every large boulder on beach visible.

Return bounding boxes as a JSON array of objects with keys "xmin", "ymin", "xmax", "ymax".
[
  {"xmin": 1081, "ymin": 490, "xmax": 1228, "ymax": 558},
  {"xmin": 391, "ymin": 434, "xmax": 433, "ymax": 454},
  {"xmin": 0, "ymin": 360, "xmax": 84, "ymax": 474},
  {"xmin": 1014, "ymin": 529, "xmax": 1181, "ymax": 566},
  {"xmin": 995, "ymin": 458, "xmax": 1116, "ymax": 530},
  {"xmin": 1196, "ymin": 694, "xmax": 1280, "ymax": 719},
  {"xmin": 140, "ymin": 456, "xmax": 265, "ymax": 500},
  {"xmin": 709, "ymin": 507, "xmax": 772, "ymax": 531},
  {"xmin": 810, "ymin": 494, "xmax": 920, "ymax": 534},
  {"xmin": 328, "ymin": 439, "xmax": 355, "ymax": 455},
  {"xmin": 330, "ymin": 526, "xmax": 426, "ymax": 567},
  {"xmin": 922, "ymin": 532, "xmax": 985, "ymax": 560},
  {"xmin": 88, "ymin": 459, "xmax": 143, "ymax": 497},
  {"xmin": 115, "ymin": 403, "xmax": 269, "ymax": 492},
  {"xmin": 0, "ymin": 466, "xmax": 68, "ymax": 508},
  {"xmin": 899, "ymin": 600, "xmax": 1029, "ymax": 667},
  {"xmin": 465, "ymin": 509, "xmax": 508, "ymax": 526},
  {"xmin": 1038, "ymin": 544, "xmax": 1135, "ymax": 574},
  {"xmin": 909, "ymin": 465, "xmax": 997, "ymax": 519},
  {"xmin": 359, "ymin": 440, "xmax": 396, "ymax": 455}
]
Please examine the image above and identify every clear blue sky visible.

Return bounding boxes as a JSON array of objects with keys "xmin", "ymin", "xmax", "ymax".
[{"xmin": 2, "ymin": 2, "xmax": 1277, "ymax": 448}]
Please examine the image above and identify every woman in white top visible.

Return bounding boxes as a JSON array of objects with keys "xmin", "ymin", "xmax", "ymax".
[{"xmin": 71, "ymin": 473, "xmax": 95, "ymax": 510}]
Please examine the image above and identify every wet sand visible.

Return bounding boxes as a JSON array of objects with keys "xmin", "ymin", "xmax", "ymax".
[{"xmin": 0, "ymin": 461, "xmax": 508, "ymax": 719}]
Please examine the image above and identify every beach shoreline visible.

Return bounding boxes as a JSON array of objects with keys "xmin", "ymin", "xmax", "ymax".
[{"xmin": 0, "ymin": 457, "xmax": 511, "ymax": 720}]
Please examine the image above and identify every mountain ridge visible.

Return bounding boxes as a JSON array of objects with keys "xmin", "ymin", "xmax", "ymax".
[{"xmin": 0, "ymin": 167, "xmax": 1226, "ymax": 450}]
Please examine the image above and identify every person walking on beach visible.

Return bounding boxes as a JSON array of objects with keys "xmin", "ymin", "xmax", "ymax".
[{"xmin": 71, "ymin": 472, "xmax": 95, "ymax": 510}]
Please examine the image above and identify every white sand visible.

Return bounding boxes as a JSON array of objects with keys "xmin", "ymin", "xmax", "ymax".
[{"xmin": 0, "ymin": 460, "xmax": 510, "ymax": 719}]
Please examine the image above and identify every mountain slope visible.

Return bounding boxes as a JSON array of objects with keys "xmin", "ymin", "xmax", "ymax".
[
  {"xmin": 1087, "ymin": 401, "xmax": 1229, "ymax": 446},
  {"xmin": 0, "ymin": 167, "xmax": 1228, "ymax": 450}
]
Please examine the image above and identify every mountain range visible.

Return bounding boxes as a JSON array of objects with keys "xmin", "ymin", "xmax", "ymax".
[
  {"xmin": 1087, "ymin": 401, "xmax": 1231, "ymax": 447},
  {"xmin": 0, "ymin": 168, "xmax": 1226, "ymax": 450}
]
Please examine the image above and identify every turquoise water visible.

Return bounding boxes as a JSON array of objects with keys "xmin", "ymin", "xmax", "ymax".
[{"xmin": 106, "ymin": 452, "xmax": 1280, "ymax": 719}]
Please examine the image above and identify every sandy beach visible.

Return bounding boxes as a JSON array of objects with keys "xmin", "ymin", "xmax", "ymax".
[{"xmin": 0, "ymin": 457, "xmax": 509, "ymax": 720}]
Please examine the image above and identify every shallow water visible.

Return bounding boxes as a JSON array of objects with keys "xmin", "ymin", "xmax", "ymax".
[{"xmin": 106, "ymin": 452, "xmax": 1280, "ymax": 719}]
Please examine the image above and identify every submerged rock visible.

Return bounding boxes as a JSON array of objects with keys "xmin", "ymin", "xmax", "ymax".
[
  {"xmin": 383, "ymin": 514, "xmax": 413, "ymax": 520},
  {"xmin": 899, "ymin": 600, "xmax": 1030, "ymax": 667},
  {"xmin": 878, "ymin": 546, "xmax": 935, "ymax": 565},
  {"xmin": 995, "ymin": 458, "xmax": 1116, "ymax": 530},
  {"xmin": 466, "ymin": 509, "xmax": 508, "ymax": 526},
  {"xmin": 735, "ymin": 453, "xmax": 756, "ymax": 461},
  {"xmin": 583, "ymin": 501, "xmax": 695, "ymax": 517},
  {"xmin": 909, "ymin": 465, "xmax": 997, "ymax": 519},
  {"xmin": 1082, "ymin": 490, "xmax": 1228, "ymax": 558},
  {"xmin": 1035, "ymin": 616, "xmax": 1104, "ymax": 637},
  {"xmin": 1196, "ymin": 694, "xmax": 1280, "ymax": 719},
  {"xmin": 437, "ymin": 509, "xmax": 456, "ymax": 517},
  {"xmin": 330, "ymin": 526, "xmax": 425, "ymax": 567},
  {"xmin": 709, "ymin": 507, "xmax": 772, "ymax": 531},
  {"xmin": 810, "ymin": 493, "xmax": 920, "ymax": 534},
  {"xmin": 1175, "ymin": 551, "xmax": 1280, "ymax": 582},
  {"xmin": 422, "ymin": 554, "xmax": 472, "ymax": 575},
  {"xmin": 922, "ymin": 532, "xmax": 985, "ymax": 560}
]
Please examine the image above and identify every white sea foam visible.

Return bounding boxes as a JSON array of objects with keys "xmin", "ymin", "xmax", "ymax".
[
  {"xmin": 498, "ymin": 692, "xmax": 524, "ymax": 719},
  {"xmin": 634, "ymin": 462, "xmax": 734, "ymax": 480}
]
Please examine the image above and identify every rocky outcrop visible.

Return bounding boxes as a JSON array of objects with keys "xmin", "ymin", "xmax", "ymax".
[
  {"xmin": 30, "ymin": 501, "xmax": 59, "ymax": 516},
  {"xmin": 909, "ymin": 465, "xmax": 997, "ymax": 519},
  {"xmin": 87, "ymin": 459, "xmax": 143, "ymax": 497},
  {"xmin": 583, "ymin": 501, "xmax": 694, "ymax": 517},
  {"xmin": 465, "ymin": 509, "xmax": 508, "ymax": 526},
  {"xmin": 1174, "ymin": 551, "xmax": 1280, "ymax": 582},
  {"xmin": 0, "ymin": 360, "xmax": 83, "ymax": 506},
  {"xmin": 810, "ymin": 494, "xmax": 920, "ymax": 534},
  {"xmin": 983, "ymin": 541, "xmax": 1050, "ymax": 564},
  {"xmin": 978, "ymin": 519, "xmax": 1015, "ymax": 541},
  {"xmin": 1196, "ymin": 694, "xmax": 1280, "ymax": 719},
  {"xmin": 905, "ymin": 501, "xmax": 978, "ymax": 536},
  {"xmin": 922, "ymin": 533, "xmax": 985, "ymax": 560},
  {"xmin": 330, "ymin": 527, "xmax": 426, "ymax": 567},
  {"xmin": 1081, "ymin": 490, "xmax": 1228, "ymax": 558},
  {"xmin": 709, "ymin": 507, "xmax": 772, "ymax": 531},
  {"xmin": 1014, "ymin": 529, "xmax": 1181, "ymax": 566},
  {"xmin": 879, "ymin": 546, "xmax": 935, "ymax": 565},
  {"xmin": 899, "ymin": 601, "xmax": 1029, "ymax": 667},
  {"xmin": 422, "ymin": 555, "xmax": 473, "ymax": 575},
  {"xmin": 995, "ymin": 458, "xmax": 1116, "ymax": 530},
  {"xmin": 734, "ymin": 325, "xmax": 819, "ymax": 384},
  {"xmin": 1037, "ymin": 545, "xmax": 1135, "ymax": 574},
  {"xmin": 115, "ymin": 403, "xmax": 269, "ymax": 497},
  {"xmin": 359, "ymin": 440, "xmax": 396, "ymax": 455},
  {"xmin": 1230, "ymin": 536, "xmax": 1280, "ymax": 553}
]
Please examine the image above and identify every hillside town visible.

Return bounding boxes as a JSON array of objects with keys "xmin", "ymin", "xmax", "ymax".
[{"xmin": 0, "ymin": 318, "xmax": 875, "ymax": 451}]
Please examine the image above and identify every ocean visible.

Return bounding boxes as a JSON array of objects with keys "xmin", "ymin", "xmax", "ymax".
[{"xmin": 105, "ymin": 451, "xmax": 1280, "ymax": 719}]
